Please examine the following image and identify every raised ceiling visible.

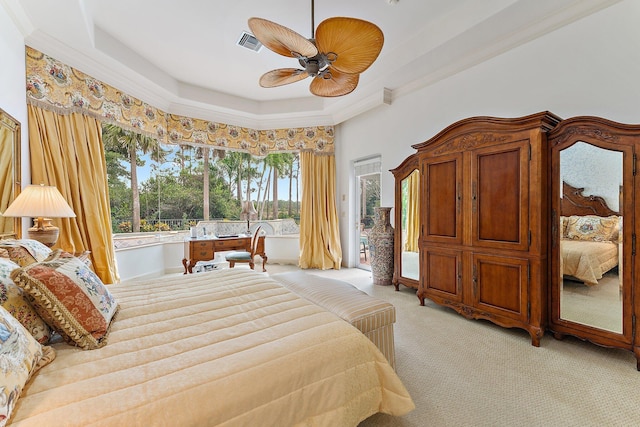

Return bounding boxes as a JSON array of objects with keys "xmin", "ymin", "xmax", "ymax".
[{"xmin": 5, "ymin": 0, "xmax": 620, "ymax": 129}]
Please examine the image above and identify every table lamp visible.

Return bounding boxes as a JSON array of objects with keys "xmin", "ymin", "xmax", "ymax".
[
  {"xmin": 240, "ymin": 201, "xmax": 257, "ymax": 235},
  {"xmin": 2, "ymin": 184, "xmax": 76, "ymax": 246}
]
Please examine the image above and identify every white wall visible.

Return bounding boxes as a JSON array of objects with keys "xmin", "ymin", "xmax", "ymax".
[
  {"xmin": 0, "ymin": 6, "xmax": 30, "ymax": 231},
  {"xmin": 561, "ymin": 142, "xmax": 623, "ymax": 212},
  {"xmin": 336, "ymin": 0, "xmax": 640, "ymax": 267}
]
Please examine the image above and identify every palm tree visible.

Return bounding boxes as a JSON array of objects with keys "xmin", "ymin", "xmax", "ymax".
[
  {"xmin": 103, "ymin": 124, "xmax": 166, "ymax": 232},
  {"xmin": 281, "ymin": 153, "xmax": 300, "ymax": 217},
  {"xmin": 257, "ymin": 153, "xmax": 289, "ymax": 219},
  {"xmin": 219, "ymin": 151, "xmax": 252, "ymax": 202},
  {"xmin": 195, "ymin": 146, "xmax": 212, "ymax": 220}
]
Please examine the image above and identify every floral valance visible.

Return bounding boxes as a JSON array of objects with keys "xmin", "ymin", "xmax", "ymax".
[{"xmin": 25, "ymin": 46, "xmax": 334, "ymax": 156}]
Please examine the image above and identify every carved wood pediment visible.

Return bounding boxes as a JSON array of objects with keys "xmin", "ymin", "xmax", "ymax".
[
  {"xmin": 550, "ymin": 126, "xmax": 619, "ymax": 147},
  {"xmin": 432, "ymin": 133, "xmax": 510, "ymax": 155}
]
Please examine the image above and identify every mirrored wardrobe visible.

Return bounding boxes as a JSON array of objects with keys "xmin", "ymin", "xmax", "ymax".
[
  {"xmin": 391, "ymin": 155, "xmax": 420, "ymax": 291},
  {"xmin": 549, "ymin": 116, "xmax": 639, "ymax": 369}
]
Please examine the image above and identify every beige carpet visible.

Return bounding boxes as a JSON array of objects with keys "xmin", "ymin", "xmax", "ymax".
[{"xmin": 263, "ymin": 264, "xmax": 640, "ymax": 427}]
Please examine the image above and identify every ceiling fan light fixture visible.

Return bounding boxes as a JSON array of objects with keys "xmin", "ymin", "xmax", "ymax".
[
  {"xmin": 248, "ymin": 1, "xmax": 383, "ymax": 97},
  {"xmin": 306, "ymin": 61, "xmax": 320, "ymax": 76}
]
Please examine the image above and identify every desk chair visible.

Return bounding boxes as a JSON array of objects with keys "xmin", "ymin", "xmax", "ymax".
[
  {"xmin": 360, "ymin": 235, "xmax": 368, "ymax": 261},
  {"xmin": 226, "ymin": 226, "xmax": 263, "ymax": 271}
]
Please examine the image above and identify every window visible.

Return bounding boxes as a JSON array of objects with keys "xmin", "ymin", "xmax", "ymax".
[{"xmin": 103, "ymin": 124, "xmax": 301, "ymax": 235}]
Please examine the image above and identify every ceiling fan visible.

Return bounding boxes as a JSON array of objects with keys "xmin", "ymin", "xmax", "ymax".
[{"xmin": 248, "ymin": 0, "xmax": 384, "ymax": 97}]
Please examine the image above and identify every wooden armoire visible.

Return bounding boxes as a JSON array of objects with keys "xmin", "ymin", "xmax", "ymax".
[{"xmin": 403, "ymin": 112, "xmax": 561, "ymax": 346}]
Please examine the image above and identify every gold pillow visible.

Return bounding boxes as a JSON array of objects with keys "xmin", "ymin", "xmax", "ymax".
[
  {"xmin": 0, "ymin": 239, "xmax": 52, "ymax": 267},
  {"xmin": 0, "ymin": 258, "xmax": 52, "ymax": 344},
  {"xmin": 565, "ymin": 215, "xmax": 620, "ymax": 242}
]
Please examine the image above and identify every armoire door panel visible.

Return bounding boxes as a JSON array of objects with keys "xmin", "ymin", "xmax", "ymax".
[
  {"xmin": 473, "ymin": 254, "xmax": 528, "ymax": 320},
  {"xmin": 422, "ymin": 247, "xmax": 462, "ymax": 302},
  {"xmin": 422, "ymin": 153, "xmax": 463, "ymax": 244},
  {"xmin": 472, "ymin": 140, "xmax": 530, "ymax": 251}
]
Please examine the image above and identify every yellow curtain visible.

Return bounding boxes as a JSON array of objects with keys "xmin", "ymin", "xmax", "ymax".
[
  {"xmin": 28, "ymin": 105, "xmax": 119, "ymax": 284},
  {"xmin": 299, "ymin": 152, "xmax": 342, "ymax": 269},
  {"xmin": 404, "ymin": 170, "xmax": 420, "ymax": 252}
]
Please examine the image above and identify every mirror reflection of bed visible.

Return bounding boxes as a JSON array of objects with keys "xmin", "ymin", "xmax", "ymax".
[{"xmin": 559, "ymin": 141, "xmax": 623, "ymax": 334}]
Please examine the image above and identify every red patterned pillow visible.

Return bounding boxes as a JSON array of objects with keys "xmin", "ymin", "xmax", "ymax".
[{"xmin": 10, "ymin": 250, "xmax": 119, "ymax": 350}]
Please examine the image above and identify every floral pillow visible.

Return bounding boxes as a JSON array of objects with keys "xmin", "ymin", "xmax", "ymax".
[
  {"xmin": 0, "ymin": 239, "xmax": 52, "ymax": 267},
  {"xmin": 0, "ymin": 258, "xmax": 52, "ymax": 344},
  {"xmin": 565, "ymin": 215, "xmax": 620, "ymax": 242},
  {"xmin": 0, "ymin": 305, "xmax": 55, "ymax": 426},
  {"xmin": 10, "ymin": 250, "xmax": 119, "ymax": 350}
]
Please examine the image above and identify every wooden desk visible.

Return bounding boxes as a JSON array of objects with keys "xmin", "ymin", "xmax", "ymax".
[{"xmin": 182, "ymin": 235, "xmax": 267, "ymax": 274}]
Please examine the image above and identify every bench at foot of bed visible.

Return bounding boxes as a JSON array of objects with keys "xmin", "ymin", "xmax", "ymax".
[{"xmin": 272, "ymin": 271, "xmax": 396, "ymax": 370}]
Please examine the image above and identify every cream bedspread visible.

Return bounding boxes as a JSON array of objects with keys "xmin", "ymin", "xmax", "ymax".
[
  {"xmin": 560, "ymin": 239, "xmax": 618, "ymax": 286},
  {"xmin": 11, "ymin": 269, "xmax": 414, "ymax": 426}
]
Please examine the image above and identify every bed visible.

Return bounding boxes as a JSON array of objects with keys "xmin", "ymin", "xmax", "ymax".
[
  {"xmin": 559, "ymin": 182, "xmax": 622, "ymax": 286},
  {"xmin": 1, "ymin": 243, "xmax": 414, "ymax": 426}
]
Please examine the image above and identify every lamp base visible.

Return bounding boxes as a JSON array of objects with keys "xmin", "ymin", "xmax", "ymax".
[{"xmin": 27, "ymin": 219, "xmax": 59, "ymax": 247}]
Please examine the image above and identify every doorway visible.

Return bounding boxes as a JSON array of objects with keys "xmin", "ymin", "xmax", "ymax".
[{"xmin": 354, "ymin": 157, "xmax": 381, "ymax": 270}]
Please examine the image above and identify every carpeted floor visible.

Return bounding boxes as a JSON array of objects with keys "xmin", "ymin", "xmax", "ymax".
[{"xmin": 263, "ymin": 263, "xmax": 640, "ymax": 427}]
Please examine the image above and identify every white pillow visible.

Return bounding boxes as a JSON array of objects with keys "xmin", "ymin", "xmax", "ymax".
[{"xmin": 0, "ymin": 305, "xmax": 55, "ymax": 426}]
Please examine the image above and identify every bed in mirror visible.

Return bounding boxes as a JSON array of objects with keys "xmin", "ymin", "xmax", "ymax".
[
  {"xmin": 558, "ymin": 178, "xmax": 622, "ymax": 333},
  {"xmin": 0, "ymin": 108, "xmax": 21, "ymax": 239},
  {"xmin": 391, "ymin": 155, "xmax": 419, "ymax": 291}
]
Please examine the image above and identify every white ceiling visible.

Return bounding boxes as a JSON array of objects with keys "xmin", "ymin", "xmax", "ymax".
[{"xmin": 4, "ymin": 0, "xmax": 620, "ymax": 129}]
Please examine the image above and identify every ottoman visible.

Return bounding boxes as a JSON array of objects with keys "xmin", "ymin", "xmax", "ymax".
[{"xmin": 272, "ymin": 271, "xmax": 397, "ymax": 369}]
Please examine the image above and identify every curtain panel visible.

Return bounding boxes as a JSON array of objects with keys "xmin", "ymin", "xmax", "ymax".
[
  {"xmin": 28, "ymin": 105, "xmax": 119, "ymax": 284},
  {"xmin": 299, "ymin": 152, "xmax": 342, "ymax": 269},
  {"xmin": 404, "ymin": 170, "xmax": 420, "ymax": 252}
]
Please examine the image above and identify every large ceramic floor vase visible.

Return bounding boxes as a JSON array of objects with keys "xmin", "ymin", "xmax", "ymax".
[{"xmin": 369, "ymin": 207, "xmax": 394, "ymax": 285}]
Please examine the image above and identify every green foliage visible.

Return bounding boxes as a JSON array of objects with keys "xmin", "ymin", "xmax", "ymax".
[
  {"xmin": 139, "ymin": 219, "xmax": 171, "ymax": 232},
  {"xmin": 104, "ymin": 123, "xmax": 302, "ymax": 233}
]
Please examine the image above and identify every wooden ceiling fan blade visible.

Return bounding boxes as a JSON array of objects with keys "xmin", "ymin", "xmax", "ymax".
[
  {"xmin": 259, "ymin": 68, "xmax": 309, "ymax": 88},
  {"xmin": 315, "ymin": 17, "xmax": 384, "ymax": 75},
  {"xmin": 310, "ymin": 69, "xmax": 359, "ymax": 97},
  {"xmin": 248, "ymin": 18, "xmax": 318, "ymax": 58}
]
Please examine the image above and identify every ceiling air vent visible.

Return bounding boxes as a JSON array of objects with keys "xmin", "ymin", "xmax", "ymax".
[{"xmin": 237, "ymin": 31, "xmax": 263, "ymax": 52}]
